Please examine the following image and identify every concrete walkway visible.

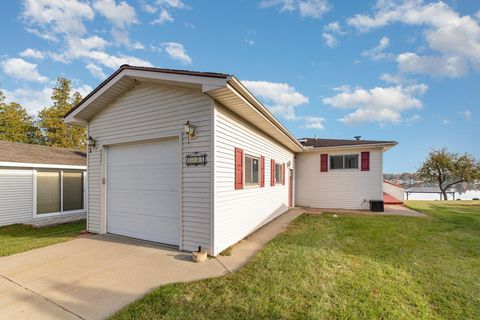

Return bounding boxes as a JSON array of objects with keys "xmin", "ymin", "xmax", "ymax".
[
  {"xmin": 301, "ymin": 205, "xmax": 425, "ymax": 217},
  {"xmin": 0, "ymin": 208, "xmax": 303, "ymax": 320}
]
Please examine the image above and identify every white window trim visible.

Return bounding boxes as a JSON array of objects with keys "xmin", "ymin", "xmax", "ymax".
[
  {"xmin": 33, "ymin": 169, "xmax": 87, "ymax": 218},
  {"xmin": 244, "ymin": 153, "xmax": 260, "ymax": 187},
  {"xmin": 329, "ymin": 154, "xmax": 360, "ymax": 170},
  {"xmin": 274, "ymin": 162, "xmax": 283, "ymax": 184}
]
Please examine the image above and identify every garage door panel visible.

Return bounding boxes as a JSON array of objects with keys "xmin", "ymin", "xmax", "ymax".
[{"xmin": 107, "ymin": 139, "xmax": 180, "ymax": 246}]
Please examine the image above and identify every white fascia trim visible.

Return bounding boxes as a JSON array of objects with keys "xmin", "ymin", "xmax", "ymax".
[
  {"xmin": 302, "ymin": 143, "xmax": 397, "ymax": 152},
  {"xmin": 65, "ymin": 68, "xmax": 229, "ymax": 124},
  {"xmin": 0, "ymin": 162, "xmax": 86, "ymax": 169},
  {"xmin": 227, "ymin": 77, "xmax": 304, "ymax": 152}
]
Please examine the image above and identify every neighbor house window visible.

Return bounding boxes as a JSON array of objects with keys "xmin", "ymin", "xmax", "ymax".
[
  {"xmin": 37, "ymin": 170, "xmax": 84, "ymax": 215},
  {"xmin": 330, "ymin": 154, "xmax": 359, "ymax": 170},
  {"xmin": 245, "ymin": 155, "xmax": 260, "ymax": 185},
  {"xmin": 275, "ymin": 163, "xmax": 282, "ymax": 183}
]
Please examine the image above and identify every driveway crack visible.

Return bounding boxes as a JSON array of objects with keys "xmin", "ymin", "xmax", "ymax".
[
  {"xmin": 0, "ymin": 274, "xmax": 85, "ymax": 320},
  {"xmin": 214, "ymin": 257, "xmax": 231, "ymax": 274}
]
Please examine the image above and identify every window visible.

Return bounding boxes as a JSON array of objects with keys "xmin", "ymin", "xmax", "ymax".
[
  {"xmin": 36, "ymin": 170, "xmax": 84, "ymax": 215},
  {"xmin": 330, "ymin": 154, "xmax": 359, "ymax": 170},
  {"xmin": 245, "ymin": 155, "xmax": 260, "ymax": 185},
  {"xmin": 275, "ymin": 163, "xmax": 282, "ymax": 183}
]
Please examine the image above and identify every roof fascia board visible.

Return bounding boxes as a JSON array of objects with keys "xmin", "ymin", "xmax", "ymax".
[
  {"xmin": 0, "ymin": 162, "xmax": 87, "ymax": 169},
  {"xmin": 227, "ymin": 77, "xmax": 304, "ymax": 151},
  {"xmin": 302, "ymin": 143, "xmax": 397, "ymax": 152},
  {"xmin": 222, "ymin": 83, "xmax": 303, "ymax": 152}
]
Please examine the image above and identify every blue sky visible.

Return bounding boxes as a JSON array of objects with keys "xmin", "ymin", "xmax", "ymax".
[{"xmin": 0, "ymin": 0, "xmax": 479, "ymax": 172}]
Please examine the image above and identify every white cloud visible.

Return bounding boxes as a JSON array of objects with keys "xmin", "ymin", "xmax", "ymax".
[
  {"xmin": 162, "ymin": 42, "xmax": 192, "ymax": 64},
  {"xmin": 324, "ymin": 21, "xmax": 343, "ymax": 34},
  {"xmin": 322, "ymin": 21, "xmax": 344, "ymax": 47},
  {"xmin": 397, "ymin": 52, "xmax": 468, "ymax": 78},
  {"xmin": 459, "ymin": 110, "xmax": 472, "ymax": 121},
  {"xmin": 299, "ymin": 0, "xmax": 331, "ymax": 18},
  {"xmin": 442, "ymin": 119, "xmax": 450, "ymax": 125},
  {"xmin": 22, "ymin": 0, "xmax": 95, "ymax": 35},
  {"xmin": 347, "ymin": 0, "xmax": 480, "ymax": 77},
  {"xmin": 3, "ymin": 86, "xmax": 52, "ymax": 114},
  {"xmin": 25, "ymin": 28, "xmax": 59, "ymax": 42},
  {"xmin": 156, "ymin": 0, "xmax": 187, "ymax": 9},
  {"xmin": 242, "ymin": 80, "xmax": 309, "ymax": 120},
  {"xmin": 93, "ymin": 0, "xmax": 137, "ymax": 28},
  {"xmin": 152, "ymin": 9, "xmax": 174, "ymax": 24},
  {"xmin": 321, "ymin": 33, "xmax": 337, "ymax": 47},
  {"xmin": 73, "ymin": 84, "xmax": 94, "ymax": 99},
  {"xmin": 260, "ymin": 0, "xmax": 331, "ymax": 19},
  {"xmin": 19, "ymin": 48, "xmax": 45, "ymax": 60},
  {"xmin": 1, "ymin": 58, "xmax": 48, "ymax": 83},
  {"xmin": 304, "ymin": 116, "xmax": 326, "ymax": 129},
  {"xmin": 380, "ymin": 73, "xmax": 403, "ymax": 84},
  {"xmin": 86, "ymin": 63, "xmax": 107, "ymax": 79},
  {"xmin": 361, "ymin": 36, "xmax": 392, "ymax": 60},
  {"xmin": 323, "ymin": 83, "xmax": 428, "ymax": 124},
  {"xmin": 245, "ymin": 39, "xmax": 256, "ymax": 46}
]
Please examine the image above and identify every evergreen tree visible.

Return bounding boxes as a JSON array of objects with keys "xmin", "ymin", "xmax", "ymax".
[{"xmin": 37, "ymin": 78, "xmax": 86, "ymax": 150}]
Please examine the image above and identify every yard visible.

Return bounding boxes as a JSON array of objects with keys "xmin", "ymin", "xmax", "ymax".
[
  {"xmin": 112, "ymin": 201, "xmax": 480, "ymax": 320},
  {"xmin": 0, "ymin": 221, "xmax": 86, "ymax": 256}
]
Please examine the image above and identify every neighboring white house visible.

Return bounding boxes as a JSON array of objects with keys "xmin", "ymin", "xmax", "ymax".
[
  {"xmin": 0, "ymin": 141, "xmax": 87, "ymax": 227},
  {"xmin": 65, "ymin": 65, "xmax": 397, "ymax": 256}
]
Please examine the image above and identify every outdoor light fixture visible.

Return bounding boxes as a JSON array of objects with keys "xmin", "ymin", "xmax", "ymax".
[
  {"xmin": 287, "ymin": 161, "xmax": 292, "ymax": 168},
  {"xmin": 183, "ymin": 121, "xmax": 196, "ymax": 143},
  {"xmin": 88, "ymin": 136, "xmax": 96, "ymax": 153}
]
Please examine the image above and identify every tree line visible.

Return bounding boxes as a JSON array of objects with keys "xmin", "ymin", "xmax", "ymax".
[{"xmin": 0, "ymin": 78, "xmax": 86, "ymax": 151}]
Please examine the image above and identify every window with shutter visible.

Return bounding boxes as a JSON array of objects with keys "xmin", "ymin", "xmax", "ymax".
[
  {"xmin": 234, "ymin": 148, "xmax": 244, "ymax": 189},
  {"xmin": 361, "ymin": 151, "xmax": 370, "ymax": 171}
]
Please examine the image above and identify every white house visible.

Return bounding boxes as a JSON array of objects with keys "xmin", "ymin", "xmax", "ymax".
[
  {"xmin": 65, "ymin": 65, "xmax": 397, "ymax": 256},
  {"xmin": 0, "ymin": 141, "xmax": 87, "ymax": 227}
]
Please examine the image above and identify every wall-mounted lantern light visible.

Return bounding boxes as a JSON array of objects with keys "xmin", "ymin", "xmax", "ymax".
[
  {"xmin": 88, "ymin": 136, "xmax": 96, "ymax": 153},
  {"xmin": 183, "ymin": 121, "xmax": 197, "ymax": 143},
  {"xmin": 287, "ymin": 161, "xmax": 292, "ymax": 169}
]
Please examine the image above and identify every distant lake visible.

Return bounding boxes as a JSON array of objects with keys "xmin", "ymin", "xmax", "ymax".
[{"xmin": 406, "ymin": 189, "xmax": 480, "ymax": 200}]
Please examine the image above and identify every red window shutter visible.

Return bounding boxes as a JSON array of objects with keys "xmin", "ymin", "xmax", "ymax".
[
  {"xmin": 320, "ymin": 154, "xmax": 328, "ymax": 172},
  {"xmin": 234, "ymin": 148, "xmax": 244, "ymax": 189},
  {"xmin": 271, "ymin": 159, "xmax": 275, "ymax": 186},
  {"xmin": 282, "ymin": 163, "xmax": 286, "ymax": 185},
  {"xmin": 260, "ymin": 156, "xmax": 265, "ymax": 187},
  {"xmin": 361, "ymin": 151, "xmax": 370, "ymax": 171}
]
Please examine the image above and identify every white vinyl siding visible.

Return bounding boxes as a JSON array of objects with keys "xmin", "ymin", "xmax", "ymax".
[
  {"xmin": 88, "ymin": 83, "xmax": 213, "ymax": 252},
  {"xmin": 213, "ymin": 103, "xmax": 294, "ymax": 255},
  {"xmin": 295, "ymin": 148, "xmax": 383, "ymax": 210},
  {"xmin": 0, "ymin": 169, "xmax": 33, "ymax": 226}
]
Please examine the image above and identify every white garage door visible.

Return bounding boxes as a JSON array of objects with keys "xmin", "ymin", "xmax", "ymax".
[{"xmin": 107, "ymin": 139, "xmax": 180, "ymax": 246}]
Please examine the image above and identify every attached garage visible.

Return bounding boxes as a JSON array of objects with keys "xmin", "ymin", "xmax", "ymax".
[
  {"xmin": 106, "ymin": 139, "xmax": 180, "ymax": 246},
  {"xmin": 64, "ymin": 65, "xmax": 396, "ymax": 256}
]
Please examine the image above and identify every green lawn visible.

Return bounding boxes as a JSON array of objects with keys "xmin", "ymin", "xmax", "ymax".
[
  {"xmin": 112, "ymin": 201, "xmax": 480, "ymax": 320},
  {"xmin": 0, "ymin": 221, "xmax": 85, "ymax": 256}
]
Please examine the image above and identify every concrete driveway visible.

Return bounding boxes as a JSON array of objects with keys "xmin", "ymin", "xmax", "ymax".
[
  {"xmin": 0, "ymin": 235, "xmax": 228, "ymax": 320},
  {"xmin": 0, "ymin": 209, "xmax": 303, "ymax": 320}
]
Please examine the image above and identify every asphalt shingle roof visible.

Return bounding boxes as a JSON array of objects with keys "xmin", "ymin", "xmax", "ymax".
[
  {"xmin": 298, "ymin": 138, "xmax": 397, "ymax": 148},
  {"xmin": 0, "ymin": 141, "xmax": 86, "ymax": 166}
]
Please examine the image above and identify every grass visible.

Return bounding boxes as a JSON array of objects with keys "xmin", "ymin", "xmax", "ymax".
[
  {"xmin": 0, "ymin": 221, "xmax": 86, "ymax": 256},
  {"xmin": 112, "ymin": 201, "xmax": 480, "ymax": 320}
]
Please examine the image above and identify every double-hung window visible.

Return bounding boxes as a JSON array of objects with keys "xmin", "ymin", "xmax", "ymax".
[
  {"xmin": 36, "ymin": 170, "xmax": 84, "ymax": 215},
  {"xmin": 274, "ymin": 163, "xmax": 282, "ymax": 183},
  {"xmin": 245, "ymin": 155, "xmax": 260, "ymax": 186},
  {"xmin": 330, "ymin": 154, "xmax": 359, "ymax": 170}
]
